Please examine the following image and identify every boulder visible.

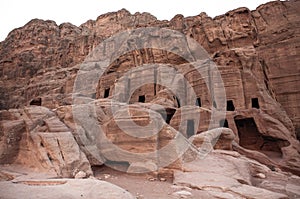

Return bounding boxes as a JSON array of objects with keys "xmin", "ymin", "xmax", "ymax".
[
  {"xmin": 0, "ymin": 106, "xmax": 92, "ymax": 178},
  {"xmin": 189, "ymin": 127, "xmax": 235, "ymax": 151}
]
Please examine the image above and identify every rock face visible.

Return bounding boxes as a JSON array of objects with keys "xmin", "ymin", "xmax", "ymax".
[
  {"xmin": 0, "ymin": 106, "xmax": 92, "ymax": 178},
  {"xmin": 0, "ymin": 1, "xmax": 299, "ymax": 133},
  {"xmin": 0, "ymin": 1, "xmax": 300, "ymax": 198},
  {"xmin": 189, "ymin": 127, "xmax": 235, "ymax": 151},
  {"xmin": 174, "ymin": 150, "xmax": 300, "ymax": 199}
]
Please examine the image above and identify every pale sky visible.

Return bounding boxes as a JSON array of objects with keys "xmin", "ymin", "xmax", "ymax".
[{"xmin": 0, "ymin": 0, "xmax": 274, "ymax": 41}]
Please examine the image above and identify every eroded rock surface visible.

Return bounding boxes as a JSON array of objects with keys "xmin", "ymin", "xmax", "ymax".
[
  {"xmin": 0, "ymin": 1, "xmax": 300, "ymax": 198},
  {"xmin": 0, "ymin": 1, "xmax": 299, "ymax": 133},
  {"xmin": 0, "ymin": 106, "xmax": 92, "ymax": 178},
  {"xmin": 175, "ymin": 150, "xmax": 300, "ymax": 199}
]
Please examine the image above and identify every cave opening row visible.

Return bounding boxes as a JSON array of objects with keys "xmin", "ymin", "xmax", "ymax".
[
  {"xmin": 218, "ymin": 98, "xmax": 260, "ymax": 110},
  {"xmin": 102, "ymin": 88, "xmax": 260, "ymax": 110}
]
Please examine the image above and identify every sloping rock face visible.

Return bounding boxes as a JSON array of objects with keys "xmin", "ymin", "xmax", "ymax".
[
  {"xmin": 0, "ymin": 106, "xmax": 92, "ymax": 178},
  {"xmin": 1, "ymin": 103, "xmax": 299, "ymax": 198},
  {"xmin": 174, "ymin": 150, "xmax": 300, "ymax": 199}
]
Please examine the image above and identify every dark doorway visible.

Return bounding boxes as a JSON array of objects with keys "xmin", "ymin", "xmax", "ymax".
[
  {"xmin": 251, "ymin": 98, "xmax": 260, "ymax": 109},
  {"xmin": 187, "ymin": 120, "xmax": 195, "ymax": 138},
  {"xmin": 104, "ymin": 88, "xmax": 110, "ymax": 98},
  {"xmin": 165, "ymin": 108, "xmax": 176, "ymax": 124},
  {"xmin": 166, "ymin": 114, "xmax": 173, "ymax": 124},
  {"xmin": 219, "ymin": 119, "xmax": 229, "ymax": 128},
  {"xmin": 235, "ymin": 118, "xmax": 262, "ymax": 150},
  {"xmin": 296, "ymin": 128, "xmax": 300, "ymax": 141},
  {"xmin": 226, "ymin": 100, "xmax": 235, "ymax": 111},
  {"xmin": 30, "ymin": 98, "xmax": 42, "ymax": 106},
  {"xmin": 138, "ymin": 95, "xmax": 145, "ymax": 103},
  {"xmin": 196, "ymin": 97, "xmax": 201, "ymax": 107},
  {"xmin": 234, "ymin": 117, "xmax": 285, "ymax": 158}
]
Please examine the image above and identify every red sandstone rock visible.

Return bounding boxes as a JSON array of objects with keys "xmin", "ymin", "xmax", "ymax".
[{"xmin": 0, "ymin": 1, "xmax": 300, "ymax": 198}]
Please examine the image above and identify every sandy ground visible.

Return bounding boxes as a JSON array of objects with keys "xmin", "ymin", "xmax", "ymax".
[
  {"xmin": 93, "ymin": 166, "xmax": 211, "ymax": 199},
  {"xmin": 0, "ymin": 164, "xmax": 210, "ymax": 199}
]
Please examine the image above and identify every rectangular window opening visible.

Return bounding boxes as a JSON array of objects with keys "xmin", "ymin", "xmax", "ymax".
[
  {"xmin": 226, "ymin": 100, "xmax": 235, "ymax": 111},
  {"xmin": 138, "ymin": 95, "xmax": 146, "ymax": 103},
  {"xmin": 104, "ymin": 88, "xmax": 110, "ymax": 98},
  {"xmin": 196, "ymin": 97, "xmax": 201, "ymax": 107},
  {"xmin": 251, "ymin": 98, "xmax": 260, "ymax": 109}
]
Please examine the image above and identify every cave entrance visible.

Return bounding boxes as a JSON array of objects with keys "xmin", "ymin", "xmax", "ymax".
[
  {"xmin": 226, "ymin": 100, "xmax": 235, "ymax": 111},
  {"xmin": 234, "ymin": 117, "xmax": 285, "ymax": 158},
  {"xmin": 165, "ymin": 108, "xmax": 176, "ymax": 124},
  {"xmin": 138, "ymin": 95, "xmax": 145, "ymax": 103},
  {"xmin": 251, "ymin": 98, "xmax": 260, "ymax": 109},
  {"xmin": 30, "ymin": 98, "xmax": 42, "ymax": 106},
  {"xmin": 104, "ymin": 88, "xmax": 110, "ymax": 98},
  {"xmin": 235, "ymin": 118, "xmax": 263, "ymax": 151},
  {"xmin": 187, "ymin": 120, "xmax": 195, "ymax": 138},
  {"xmin": 196, "ymin": 97, "xmax": 201, "ymax": 107}
]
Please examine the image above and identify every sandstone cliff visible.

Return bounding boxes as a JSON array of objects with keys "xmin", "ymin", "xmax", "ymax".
[
  {"xmin": 0, "ymin": 1, "xmax": 299, "ymax": 135},
  {"xmin": 0, "ymin": 1, "xmax": 300, "ymax": 198}
]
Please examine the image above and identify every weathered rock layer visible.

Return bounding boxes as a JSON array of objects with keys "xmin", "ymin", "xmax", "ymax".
[
  {"xmin": 0, "ymin": 1, "xmax": 299, "ymax": 135},
  {"xmin": 0, "ymin": 1, "xmax": 300, "ymax": 198}
]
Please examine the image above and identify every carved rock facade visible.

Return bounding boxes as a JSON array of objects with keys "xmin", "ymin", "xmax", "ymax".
[{"xmin": 0, "ymin": 0, "xmax": 299, "ymax": 181}]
